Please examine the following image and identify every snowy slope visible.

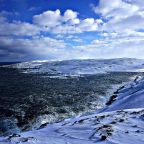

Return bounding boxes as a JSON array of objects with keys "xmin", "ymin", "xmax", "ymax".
[
  {"xmin": 1, "ymin": 110, "xmax": 144, "ymax": 144},
  {"xmin": 0, "ymin": 76, "xmax": 144, "ymax": 143},
  {"xmin": 9, "ymin": 58, "xmax": 144, "ymax": 75},
  {"xmin": 103, "ymin": 79, "xmax": 144, "ymax": 112}
]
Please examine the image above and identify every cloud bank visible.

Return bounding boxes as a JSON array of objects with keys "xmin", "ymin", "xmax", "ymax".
[{"xmin": 0, "ymin": 0, "xmax": 144, "ymax": 61}]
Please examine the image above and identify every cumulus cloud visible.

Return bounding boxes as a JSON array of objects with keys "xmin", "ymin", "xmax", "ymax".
[
  {"xmin": 0, "ymin": 9, "xmax": 101, "ymax": 37},
  {"xmin": 92, "ymin": 0, "xmax": 144, "ymax": 34},
  {"xmin": 78, "ymin": 18, "xmax": 98, "ymax": 32},
  {"xmin": 103, "ymin": 14, "xmax": 144, "ymax": 32},
  {"xmin": 33, "ymin": 9, "xmax": 61, "ymax": 28},
  {"xmin": 33, "ymin": 9, "xmax": 78, "ymax": 28},
  {"xmin": 70, "ymin": 18, "xmax": 80, "ymax": 25},
  {"xmin": 51, "ymin": 17, "xmax": 99, "ymax": 34},
  {"xmin": 63, "ymin": 9, "xmax": 78, "ymax": 21},
  {"xmin": 33, "ymin": 9, "xmax": 100, "ymax": 34},
  {"xmin": 92, "ymin": 0, "xmax": 139, "ymax": 18},
  {"xmin": 0, "ymin": 9, "xmax": 101, "ymax": 61},
  {"xmin": 89, "ymin": 0, "xmax": 144, "ymax": 60},
  {"xmin": 0, "ymin": 2, "xmax": 144, "ymax": 61}
]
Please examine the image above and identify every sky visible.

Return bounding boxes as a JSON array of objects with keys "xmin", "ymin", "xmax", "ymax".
[{"xmin": 0, "ymin": 0, "xmax": 144, "ymax": 62}]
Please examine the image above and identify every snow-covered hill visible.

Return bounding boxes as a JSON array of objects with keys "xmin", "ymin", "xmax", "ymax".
[
  {"xmin": 103, "ymin": 76, "xmax": 144, "ymax": 112},
  {"xmin": 9, "ymin": 58, "xmax": 144, "ymax": 76},
  {"xmin": 1, "ymin": 75, "xmax": 144, "ymax": 143},
  {"xmin": 2, "ymin": 109, "xmax": 143, "ymax": 144}
]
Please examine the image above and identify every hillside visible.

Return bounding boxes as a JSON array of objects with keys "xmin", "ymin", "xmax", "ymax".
[{"xmin": 0, "ymin": 66, "xmax": 144, "ymax": 144}]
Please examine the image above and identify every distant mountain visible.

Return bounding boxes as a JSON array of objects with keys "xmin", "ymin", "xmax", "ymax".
[
  {"xmin": 10, "ymin": 58, "xmax": 144, "ymax": 76},
  {"xmin": 0, "ymin": 62, "xmax": 21, "ymax": 66}
]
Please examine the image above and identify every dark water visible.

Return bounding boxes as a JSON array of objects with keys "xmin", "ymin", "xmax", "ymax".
[{"xmin": 0, "ymin": 67, "xmax": 143, "ymax": 136}]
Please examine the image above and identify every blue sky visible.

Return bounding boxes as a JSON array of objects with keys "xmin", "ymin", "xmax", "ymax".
[
  {"xmin": 0, "ymin": 0, "xmax": 99, "ymax": 20},
  {"xmin": 0, "ymin": 0, "xmax": 144, "ymax": 61}
]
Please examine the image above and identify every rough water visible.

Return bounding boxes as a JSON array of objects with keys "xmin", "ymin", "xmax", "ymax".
[{"xmin": 0, "ymin": 66, "xmax": 143, "ymax": 136}]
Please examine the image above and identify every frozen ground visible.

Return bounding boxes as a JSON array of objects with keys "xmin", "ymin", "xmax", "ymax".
[{"xmin": 0, "ymin": 75, "xmax": 144, "ymax": 143}]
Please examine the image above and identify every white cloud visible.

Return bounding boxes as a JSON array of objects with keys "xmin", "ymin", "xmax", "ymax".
[
  {"xmin": 1, "ymin": 3, "xmax": 144, "ymax": 61},
  {"xmin": 74, "ymin": 36, "xmax": 144, "ymax": 59},
  {"xmin": 33, "ymin": 9, "xmax": 61, "ymax": 28},
  {"xmin": 125, "ymin": 0, "xmax": 144, "ymax": 8},
  {"xmin": 103, "ymin": 14, "xmax": 144, "ymax": 32},
  {"xmin": 92, "ymin": 0, "xmax": 121, "ymax": 16},
  {"xmin": 70, "ymin": 18, "xmax": 80, "ymax": 25},
  {"xmin": 0, "ymin": 15, "xmax": 6, "ymax": 23},
  {"xmin": 33, "ymin": 9, "xmax": 100, "ymax": 34},
  {"xmin": 96, "ymin": 19, "xmax": 103, "ymax": 24},
  {"xmin": 0, "ymin": 9, "xmax": 101, "ymax": 36},
  {"xmin": 92, "ymin": 0, "xmax": 139, "ymax": 19},
  {"xmin": 0, "ymin": 11, "xmax": 7, "ymax": 23},
  {"xmin": 0, "ymin": 36, "xmax": 67, "ymax": 58},
  {"xmin": 78, "ymin": 18, "xmax": 98, "ymax": 32},
  {"xmin": 63, "ymin": 9, "xmax": 78, "ymax": 21},
  {"xmin": 92, "ymin": 0, "xmax": 144, "ymax": 37},
  {"xmin": 0, "ymin": 21, "xmax": 39, "ymax": 36},
  {"xmin": 51, "ymin": 25, "xmax": 79, "ymax": 34}
]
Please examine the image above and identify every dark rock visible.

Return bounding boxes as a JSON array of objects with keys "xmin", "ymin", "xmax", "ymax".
[
  {"xmin": 119, "ymin": 119, "xmax": 124, "ymax": 122},
  {"xmin": 111, "ymin": 121, "xmax": 117, "ymax": 124},
  {"xmin": 101, "ymin": 135, "xmax": 107, "ymax": 141},
  {"xmin": 125, "ymin": 131, "xmax": 129, "ymax": 133},
  {"xmin": 38, "ymin": 123, "xmax": 48, "ymax": 130},
  {"xmin": 8, "ymin": 133, "xmax": 21, "ymax": 140},
  {"xmin": 106, "ymin": 95, "xmax": 117, "ymax": 105}
]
